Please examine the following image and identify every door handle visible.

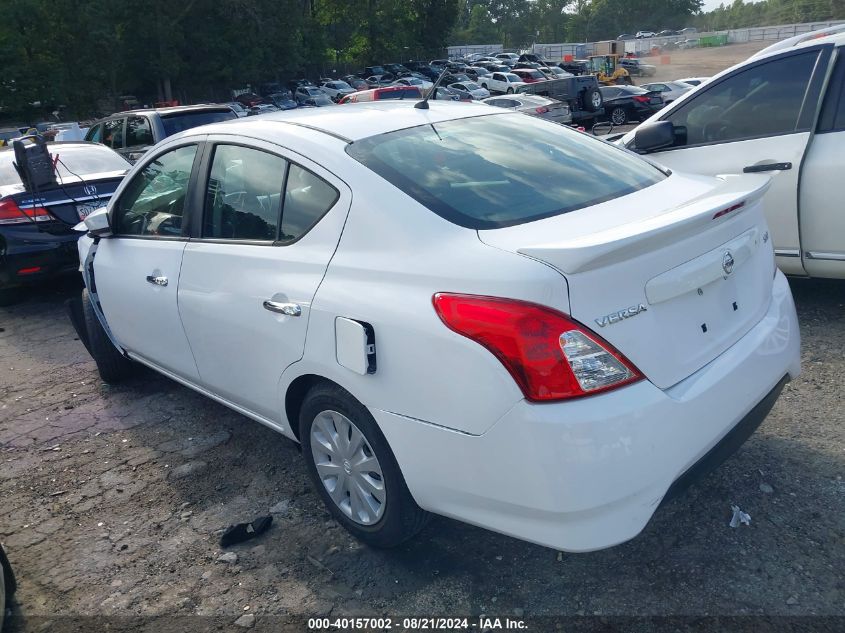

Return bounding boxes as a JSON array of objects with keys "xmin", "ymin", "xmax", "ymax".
[
  {"xmin": 145, "ymin": 275, "xmax": 168, "ymax": 287},
  {"xmin": 263, "ymin": 300, "xmax": 301, "ymax": 317},
  {"xmin": 743, "ymin": 162, "xmax": 792, "ymax": 173}
]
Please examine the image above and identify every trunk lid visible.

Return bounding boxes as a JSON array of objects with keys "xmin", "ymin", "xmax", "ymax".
[
  {"xmin": 478, "ymin": 172, "xmax": 775, "ymax": 390},
  {"xmin": 8, "ymin": 172, "xmax": 124, "ymax": 226}
]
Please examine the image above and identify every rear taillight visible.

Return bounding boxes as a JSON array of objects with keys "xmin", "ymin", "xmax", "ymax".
[
  {"xmin": 535, "ymin": 106, "xmax": 549, "ymax": 114},
  {"xmin": 433, "ymin": 294, "xmax": 643, "ymax": 401},
  {"xmin": 632, "ymin": 95, "xmax": 650, "ymax": 103},
  {"xmin": 0, "ymin": 198, "xmax": 52, "ymax": 225}
]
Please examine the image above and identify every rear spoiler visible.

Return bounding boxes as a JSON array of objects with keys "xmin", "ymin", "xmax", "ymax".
[{"xmin": 518, "ymin": 174, "xmax": 771, "ymax": 274}]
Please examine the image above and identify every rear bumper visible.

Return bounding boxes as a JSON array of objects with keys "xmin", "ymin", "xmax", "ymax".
[
  {"xmin": 1, "ymin": 226, "xmax": 80, "ymax": 288},
  {"xmin": 374, "ymin": 271, "xmax": 800, "ymax": 551}
]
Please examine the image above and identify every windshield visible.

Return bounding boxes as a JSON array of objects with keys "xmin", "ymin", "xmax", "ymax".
[
  {"xmin": 0, "ymin": 144, "xmax": 129, "ymax": 186},
  {"xmin": 161, "ymin": 110, "xmax": 237, "ymax": 136},
  {"xmin": 464, "ymin": 82, "xmax": 480, "ymax": 90},
  {"xmin": 347, "ymin": 113, "xmax": 665, "ymax": 229},
  {"xmin": 504, "ymin": 74, "xmax": 520, "ymax": 82}
]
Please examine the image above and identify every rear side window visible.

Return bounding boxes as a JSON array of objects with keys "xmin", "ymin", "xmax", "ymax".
[
  {"xmin": 126, "ymin": 116, "xmax": 154, "ymax": 147},
  {"xmin": 86, "ymin": 123, "xmax": 104, "ymax": 143},
  {"xmin": 347, "ymin": 113, "xmax": 665, "ymax": 229},
  {"xmin": 160, "ymin": 110, "xmax": 236, "ymax": 137},
  {"xmin": 376, "ymin": 88, "xmax": 420, "ymax": 100},
  {"xmin": 663, "ymin": 50, "xmax": 819, "ymax": 146},
  {"xmin": 281, "ymin": 164, "xmax": 339, "ymax": 242},
  {"xmin": 204, "ymin": 145, "xmax": 287, "ymax": 241}
]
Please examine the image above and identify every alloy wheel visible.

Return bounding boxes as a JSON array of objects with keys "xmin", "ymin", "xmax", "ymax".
[
  {"xmin": 611, "ymin": 107, "xmax": 627, "ymax": 125},
  {"xmin": 309, "ymin": 410, "xmax": 386, "ymax": 525}
]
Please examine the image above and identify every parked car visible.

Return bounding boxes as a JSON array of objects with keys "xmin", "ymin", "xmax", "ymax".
[
  {"xmin": 480, "ymin": 72, "xmax": 527, "ymax": 94},
  {"xmin": 227, "ymin": 102, "xmax": 249, "ymax": 117},
  {"xmin": 287, "ymin": 78, "xmax": 315, "ymax": 92},
  {"xmin": 481, "ymin": 94, "xmax": 572, "ymax": 124},
  {"xmin": 338, "ymin": 86, "xmax": 422, "ymax": 104},
  {"xmin": 365, "ymin": 74, "xmax": 395, "ymax": 88},
  {"xmin": 599, "ymin": 85, "xmax": 663, "ymax": 125},
  {"xmin": 559, "ymin": 60, "xmax": 587, "ymax": 75},
  {"xmin": 516, "ymin": 75, "xmax": 605, "ymax": 125},
  {"xmin": 518, "ymin": 53, "xmax": 555, "ymax": 66},
  {"xmin": 393, "ymin": 77, "xmax": 434, "ymax": 92},
  {"xmin": 494, "ymin": 52, "xmax": 519, "ymax": 66},
  {"xmin": 431, "ymin": 87, "xmax": 463, "ymax": 101},
  {"xmin": 511, "ymin": 68, "xmax": 547, "ymax": 84},
  {"xmin": 360, "ymin": 65, "xmax": 387, "ymax": 78},
  {"xmin": 268, "ymin": 91, "xmax": 299, "ymax": 110},
  {"xmin": 636, "ymin": 31, "xmax": 656, "ymax": 38},
  {"xmin": 384, "ymin": 63, "xmax": 411, "ymax": 76},
  {"xmin": 639, "ymin": 81, "xmax": 693, "ymax": 104},
  {"xmin": 342, "ymin": 75, "xmax": 369, "ymax": 91},
  {"xmin": 618, "ymin": 58, "xmax": 657, "ymax": 77},
  {"xmin": 259, "ymin": 82, "xmax": 285, "ymax": 97},
  {"xmin": 85, "ymin": 105, "xmax": 238, "ymax": 162},
  {"xmin": 0, "ymin": 128, "xmax": 21, "ymax": 147},
  {"xmin": 617, "ymin": 34, "xmax": 636, "ymax": 40},
  {"xmin": 0, "ymin": 141, "xmax": 130, "ymax": 304},
  {"xmin": 295, "ymin": 87, "xmax": 334, "ymax": 107},
  {"xmin": 448, "ymin": 81, "xmax": 490, "ymax": 100},
  {"xmin": 235, "ymin": 92, "xmax": 264, "ymax": 108},
  {"xmin": 657, "ymin": 29, "xmax": 679, "ymax": 37},
  {"xmin": 676, "ymin": 76, "xmax": 710, "ymax": 86},
  {"xmin": 545, "ymin": 66, "xmax": 575, "ymax": 79},
  {"xmin": 465, "ymin": 67, "xmax": 493, "ymax": 82},
  {"xmin": 321, "ymin": 80, "xmax": 357, "ymax": 102},
  {"xmin": 71, "ymin": 100, "xmax": 800, "ymax": 553},
  {"xmin": 404, "ymin": 61, "xmax": 439, "ymax": 81},
  {"xmin": 0, "ymin": 544, "xmax": 15, "ymax": 630},
  {"xmin": 248, "ymin": 104, "xmax": 281, "ymax": 115},
  {"xmin": 620, "ymin": 25, "xmax": 845, "ymax": 279}
]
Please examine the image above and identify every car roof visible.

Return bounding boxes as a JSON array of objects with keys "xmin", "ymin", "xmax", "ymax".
[
  {"xmin": 97, "ymin": 104, "xmax": 232, "ymax": 120},
  {"xmin": 174, "ymin": 100, "xmax": 498, "ymax": 144}
]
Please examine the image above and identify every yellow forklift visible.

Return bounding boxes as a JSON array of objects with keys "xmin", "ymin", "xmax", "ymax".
[{"xmin": 588, "ymin": 55, "xmax": 632, "ymax": 85}]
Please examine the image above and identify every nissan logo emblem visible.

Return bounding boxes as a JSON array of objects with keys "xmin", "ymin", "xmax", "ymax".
[{"xmin": 722, "ymin": 251, "xmax": 735, "ymax": 275}]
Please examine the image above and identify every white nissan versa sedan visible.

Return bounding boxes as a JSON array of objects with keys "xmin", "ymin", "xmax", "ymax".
[{"xmin": 70, "ymin": 101, "xmax": 800, "ymax": 552}]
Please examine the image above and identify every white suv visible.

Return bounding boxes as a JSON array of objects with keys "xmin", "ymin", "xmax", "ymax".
[
  {"xmin": 621, "ymin": 25, "xmax": 845, "ymax": 279},
  {"xmin": 73, "ymin": 101, "xmax": 800, "ymax": 552},
  {"xmin": 481, "ymin": 72, "xmax": 527, "ymax": 94}
]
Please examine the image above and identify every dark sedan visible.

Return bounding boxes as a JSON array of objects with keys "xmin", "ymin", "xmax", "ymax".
[
  {"xmin": 598, "ymin": 85, "xmax": 663, "ymax": 125},
  {"xmin": 0, "ymin": 141, "xmax": 130, "ymax": 304}
]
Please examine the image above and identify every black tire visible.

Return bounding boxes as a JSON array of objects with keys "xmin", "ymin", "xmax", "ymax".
[
  {"xmin": 0, "ymin": 287, "xmax": 22, "ymax": 307},
  {"xmin": 506, "ymin": 87, "xmax": 514, "ymax": 94},
  {"xmin": 0, "ymin": 544, "xmax": 15, "ymax": 598},
  {"xmin": 82, "ymin": 288, "xmax": 134, "ymax": 383},
  {"xmin": 299, "ymin": 382, "xmax": 429, "ymax": 548},
  {"xmin": 583, "ymin": 86, "xmax": 603, "ymax": 112},
  {"xmin": 610, "ymin": 106, "xmax": 628, "ymax": 125},
  {"xmin": 481, "ymin": 83, "xmax": 487, "ymax": 90}
]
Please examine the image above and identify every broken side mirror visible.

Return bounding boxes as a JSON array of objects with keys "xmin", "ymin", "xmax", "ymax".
[{"xmin": 80, "ymin": 206, "xmax": 112, "ymax": 237}]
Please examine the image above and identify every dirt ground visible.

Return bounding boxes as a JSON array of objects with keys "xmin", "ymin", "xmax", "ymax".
[
  {"xmin": 637, "ymin": 41, "xmax": 774, "ymax": 84},
  {"xmin": 1, "ymin": 272, "xmax": 843, "ymax": 632}
]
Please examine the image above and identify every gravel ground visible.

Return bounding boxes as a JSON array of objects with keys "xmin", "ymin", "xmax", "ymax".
[{"xmin": 1, "ymin": 275, "xmax": 843, "ymax": 632}]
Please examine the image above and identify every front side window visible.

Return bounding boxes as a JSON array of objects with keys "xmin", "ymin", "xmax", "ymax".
[
  {"xmin": 126, "ymin": 116, "xmax": 154, "ymax": 147},
  {"xmin": 347, "ymin": 113, "xmax": 665, "ymax": 229},
  {"xmin": 86, "ymin": 123, "xmax": 104, "ymax": 144},
  {"xmin": 113, "ymin": 144, "xmax": 197, "ymax": 237},
  {"xmin": 662, "ymin": 50, "xmax": 819, "ymax": 147},
  {"xmin": 203, "ymin": 145, "xmax": 287, "ymax": 241},
  {"xmin": 103, "ymin": 118, "xmax": 125, "ymax": 149}
]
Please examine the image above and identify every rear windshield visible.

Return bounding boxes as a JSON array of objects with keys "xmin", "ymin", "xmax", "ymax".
[
  {"xmin": 377, "ymin": 88, "xmax": 421, "ymax": 100},
  {"xmin": 161, "ymin": 110, "xmax": 237, "ymax": 136},
  {"xmin": 346, "ymin": 113, "xmax": 665, "ymax": 229},
  {"xmin": 0, "ymin": 144, "xmax": 129, "ymax": 186}
]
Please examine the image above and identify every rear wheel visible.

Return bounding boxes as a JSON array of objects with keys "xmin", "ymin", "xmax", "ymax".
[
  {"xmin": 610, "ymin": 106, "xmax": 628, "ymax": 125},
  {"xmin": 506, "ymin": 87, "xmax": 514, "ymax": 94},
  {"xmin": 82, "ymin": 288, "xmax": 134, "ymax": 383},
  {"xmin": 300, "ymin": 382, "xmax": 429, "ymax": 548}
]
